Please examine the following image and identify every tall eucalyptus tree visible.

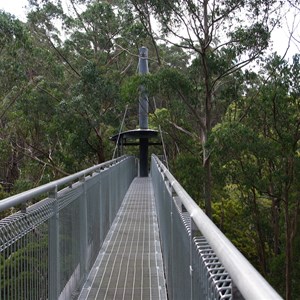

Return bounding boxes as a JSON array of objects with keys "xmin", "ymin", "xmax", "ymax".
[{"xmin": 127, "ymin": 0, "xmax": 299, "ymax": 218}]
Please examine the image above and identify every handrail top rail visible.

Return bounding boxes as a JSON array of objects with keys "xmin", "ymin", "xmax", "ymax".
[
  {"xmin": 151, "ymin": 154, "xmax": 282, "ymax": 300},
  {"xmin": 0, "ymin": 155, "xmax": 130, "ymax": 213}
]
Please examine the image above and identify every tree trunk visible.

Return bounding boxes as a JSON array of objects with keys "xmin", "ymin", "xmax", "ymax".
[
  {"xmin": 284, "ymin": 187, "xmax": 292, "ymax": 300},
  {"xmin": 283, "ymin": 158, "xmax": 293, "ymax": 300},
  {"xmin": 202, "ymin": 130, "xmax": 212, "ymax": 218},
  {"xmin": 203, "ymin": 152, "xmax": 212, "ymax": 218},
  {"xmin": 97, "ymin": 141, "xmax": 105, "ymax": 163},
  {"xmin": 268, "ymin": 162, "xmax": 281, "ymax": 256},
  {"xmin": 93, "ymin": 127, "xmax": 105, "ymax": 163},
  {"xmin": 201, "ymin": 0, "xmax": 213, "ymax": 219},
  {"xmin": 251, "ymin": 189, "xmax": 267, "ymax": 275},
  {"xmin": 272, "ymin": 196, "xmax": 281, "ymax": 256}
]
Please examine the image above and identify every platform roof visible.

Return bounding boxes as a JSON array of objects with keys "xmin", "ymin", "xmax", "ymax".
[{"xmin": 110, "ymin": 129, "xmax": 161, "ymax": 145}]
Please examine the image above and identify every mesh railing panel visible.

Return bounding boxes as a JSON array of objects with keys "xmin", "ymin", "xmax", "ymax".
[
  {"xmin": 151, "ymin": 156, "xmax": 233, "ymax": 300},
  {"xmin": 1, "ymin": 221, "xmax": 49, "ymax": 300},
  {"xmin": 57, "ymin": 191, "xmax": 81, "ymax": 298},
  {"xmin": 0, "ymin": 156, "xmax": 137, "ymax": 300}
]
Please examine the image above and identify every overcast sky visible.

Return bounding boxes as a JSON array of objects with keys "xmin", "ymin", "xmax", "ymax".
[
  {"xmin": 0, "ymin": 0, "xmax": 299, "ymax": 61},
  {"xmin": 0, "ymin": 0, "xmax": 28, "ymax": 21}
]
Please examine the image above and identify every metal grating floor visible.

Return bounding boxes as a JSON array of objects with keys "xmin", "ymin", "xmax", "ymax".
[{"xmin": 79, "ymin": 178, "xmax": 167, "ymax": 300}]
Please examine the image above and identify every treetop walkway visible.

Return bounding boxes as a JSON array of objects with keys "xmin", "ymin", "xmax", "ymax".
[
  {"xmin": 79, "ymin": 177, "xmax": 167, "ymax": 300},
  {"xmin": 0, "ymin": 155, "xmax": 282, "ymax": 300},
  {"xmin": 0, "ymin": 47, "xmax": 283, "ymax": 300}
]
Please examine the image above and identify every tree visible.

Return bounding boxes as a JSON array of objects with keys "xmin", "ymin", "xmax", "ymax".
[
  {"xmin": 127, "ymin": 0, "xmax": 297, "ymax": 218},
  {"xmin": 0, "ymin": 11, "xmax": 33, "ymax": 189},
  {"xmin": 210, "ymin": 54, "xmax": 300, "ymax": 299}
]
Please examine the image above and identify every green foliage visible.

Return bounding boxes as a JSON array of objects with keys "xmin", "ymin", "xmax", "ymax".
[
  {"xmin": 0, "ymin": 139, "xmax": 11, "ymax": 162},
  {"xmin": 173, "ymin": 153, "xmax": 204, "ymax": 206},
  {"xmin": 0, "ymin": 11, "xmax": 29, "ymax": 48},
  {"xmin": 122, "ymin": 67, "xmax": 193, "ymax": 111},
  {"xmin": 149, "ymin": 108, "xmax": 170, "ymax": 129},
  {"xmin": 212, "ymin": 193, "xmax": 258, "ymax": 263},
  {"xmin": 228, "ymin": 23, "xmax": 270, "ymax": 56},
  {"xmin": 1, "ymin": 0, "xmax": 150, "ymax": 197},
  {"xmin": 159, "ymin": 44, "xmax": 191, "ymax": 70},
  {"xmin": 0, "ymin": 186, "xmax": 9, "ymax": 206},
  {"xmin": 209, "ymin": 54, "xmax": 300, "ymax": 297},
  {"xmin": 120, "ymin": 74, "xmax": 142, "ymax": 104},
  {"xmin": 0, "ymin": 227, "xmax": 48, "ymax": 299},
  {"xmin": 268, "ymin": 253, "xmax": 286, "ymax": 296}
]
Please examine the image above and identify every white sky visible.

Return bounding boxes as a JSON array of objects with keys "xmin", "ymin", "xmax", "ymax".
[
  {"xmin": 0, "ymin": 0, "xmax": 28, "ymax": 21},
  {"xmin": 0, "ymin": 0, "xmax": 299, "ymax": 61}
]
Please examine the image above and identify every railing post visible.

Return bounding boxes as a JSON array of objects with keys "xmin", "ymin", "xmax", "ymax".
[
  {"xmin": 109, "ymin": 165, "xmax": 113, "ymax": 225},
  {"xmin": 117, "ymin": 160, "xmax": 121, "ymax": 207},
  {"xmin": 169, "ymin": 181, "xmax": 174, "ymax": 300},
  {"xmin": 48, "ymin": 186, "xmax": 60, "ymax": 300},
  {"xmin": 96, "ymin": 168, "xmax": 102, "ymax": 246},
  {"xmin": 190, "ymin": 217, "xmax": 199, "ymax": 300},
  {"xmin": 79, "ymin": 176, "xmax": 88, "ymax": 282}
]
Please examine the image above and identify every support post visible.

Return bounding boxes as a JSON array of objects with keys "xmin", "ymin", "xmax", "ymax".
[
  {"xmin": 48, "ymin": 187, "xmax": 60, "ymax": 300},
  {"xmin": 139, "ymin": 47, "xmax": 149, "ymax": 177},
  {"xmin": 138, "ymin": 47, "xmax": 149, "ymax": 129},
  {"xmin": 79, "ymin": 177, "xmax": 88, "ymax": 282},
  {"xmin": 139, "ymin": 138, "xmax": 149, "ymax": 177}
]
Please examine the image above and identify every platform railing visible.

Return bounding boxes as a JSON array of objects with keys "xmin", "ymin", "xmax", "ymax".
[
  {"xmin": 151, "ymin": 154, "xmax": 282, "ymax": 300},
  {"xmin": 0, "ymin": 156, "xmax": 137, "ymax": 300}
]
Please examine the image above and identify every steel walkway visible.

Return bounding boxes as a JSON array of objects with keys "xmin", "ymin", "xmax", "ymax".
[{"xmin": 78, "ymin": 177, "xmax": 167, "ymax": 300}]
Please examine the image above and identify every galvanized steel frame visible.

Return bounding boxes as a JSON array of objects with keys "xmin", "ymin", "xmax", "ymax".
[
  {"xmin": 0, "ymin": 156, "xmax": 137, "ymax": 300},
  {"xmin": 151, "ymin": 155, "xmax": 282, "ymax": 300}
]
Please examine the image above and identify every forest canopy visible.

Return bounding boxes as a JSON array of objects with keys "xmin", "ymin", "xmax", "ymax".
[{"xmin": 0, "ymin": 0, "xmax": 300, "ymax": 298}]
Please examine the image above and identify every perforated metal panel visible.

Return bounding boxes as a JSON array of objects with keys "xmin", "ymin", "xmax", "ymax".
[{"xmin": 79, "ymin": 178, "xmax": 167, "ymax": 300}]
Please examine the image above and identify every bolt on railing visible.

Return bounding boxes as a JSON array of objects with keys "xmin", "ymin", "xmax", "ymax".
[
  {"xmin": 151, "ymin": 154, "xmax": 282, "ymax": 300},
  {"xmin": 0, "ymin": 156, "xmax": 137, "ymax": 300}
]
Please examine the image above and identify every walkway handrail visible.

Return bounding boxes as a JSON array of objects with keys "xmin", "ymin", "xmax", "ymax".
[
  {"xmin": 0, "ymin": 156, "xmax": 126, "ymax": 212},
  {"xmin": 151, "ymin": 154, "xmax": 282, "ymax": 300}
]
